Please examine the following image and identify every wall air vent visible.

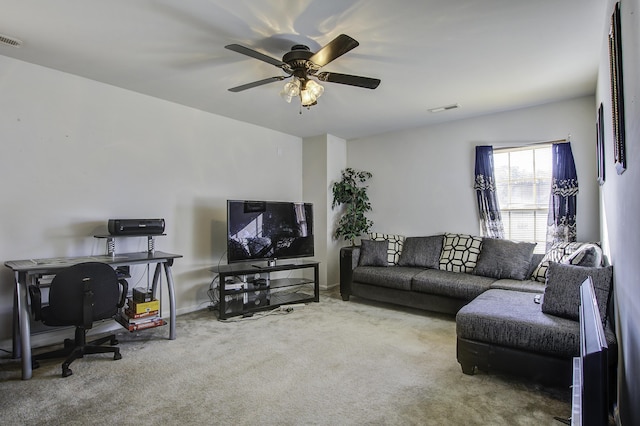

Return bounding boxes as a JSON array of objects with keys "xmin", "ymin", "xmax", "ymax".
[
  {"xmin": 0, "ymin": 34, "xmax": 23, "ymax": 48},
  {"xmin": 428, "ymin": 103, "xmax": 460, "ymax": 113}
]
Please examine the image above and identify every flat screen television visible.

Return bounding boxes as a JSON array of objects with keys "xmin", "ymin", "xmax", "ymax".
[
  {"xmin": 576, "ymin": 277, "xmax": 609, "ymax": 426},
  {"xmin": 226, "ymin": 200, "xmax": 314, "ymax": 264}
]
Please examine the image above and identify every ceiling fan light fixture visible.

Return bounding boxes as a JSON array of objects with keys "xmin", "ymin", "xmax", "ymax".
[
  {"xmin": 304, "ymin": 79, "xmax": 324, "ymax": 98},
  {"xmin": 300, "ymin": 79, "xmax": 324, "ymax": 107},
  {"xmin": 280, "ymin": 79, "xmax": 301, "ymax": 103},
  {"xmin": 300, "ymin": 89, "xmax": 315, "ymax": 107},
  {"xmin": 281, "ymin": 78, "xmax": 324, "ymax": 107}
]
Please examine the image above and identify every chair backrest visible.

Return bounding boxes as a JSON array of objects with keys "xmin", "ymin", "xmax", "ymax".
[{"xmin": 47, "ymin": 262, "xmax": 120, "ymax": 326}]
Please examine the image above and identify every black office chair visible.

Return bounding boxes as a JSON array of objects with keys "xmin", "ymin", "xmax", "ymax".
[{"xmin": 29, "ymin": 262, "xmax": 128, "ymax": 377}]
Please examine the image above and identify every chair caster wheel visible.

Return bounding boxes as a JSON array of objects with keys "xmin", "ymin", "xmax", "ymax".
[
  {"xmin": 62, "ymin": 367, "xmax": 73, "ymax": 377},
  {"xmin": 114, "ymin": 352, "xmax": 122, "ymax": 361}
]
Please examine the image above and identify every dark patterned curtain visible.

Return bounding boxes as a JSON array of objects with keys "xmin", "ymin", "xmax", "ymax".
[
  {"xmin": 474, "ymin": 146, "xmax": 504, "ymax": 238},
  {"xmin": 546, "ymin": 142, "xmax": 578, "ymax": 249}
]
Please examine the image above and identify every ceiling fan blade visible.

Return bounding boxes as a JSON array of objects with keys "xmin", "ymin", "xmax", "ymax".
[
  {"xmin": 228, "ymin": 76, "xmax": 286, "ymax": 92},
  {"xmin": 316, "ymin": 72, "xmax": 381, "ymax": 89},
  {"xmin": 225, "ymin": 44, "xmax": 288, "ymax": 69},
  {"xmin": 309, "ymin": 34, "xmax": 359, "ymax": 67}
]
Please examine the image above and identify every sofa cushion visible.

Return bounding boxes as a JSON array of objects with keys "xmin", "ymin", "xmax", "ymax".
[
  {"xmin": 352, "ymin": 266, "xmax": 420, "ymax": 291},
  {"xmin": 369, "ymin": 233, "xmax": 405, "ymax": 265},
  {"xmin": 358, "ymin": 239, "xmax": 389, "ymax": 267},
  {"xmin": 438, "ymin": 233, "xmax": 483, "ymax": 273},
  {"xmin": 542, "ymin": 262, "xmax": 613, "ymax": 323},
  {"xmin": 397, "ymin": 235, "xmax": 443, "ymax": 269},
  {"xmin": 473, "ymin": 238, "xmax": 536, "ymax": 280},
  {"xmin": 411, "ymin": 269, "xmax": 495, "ymax": 300},
  {"xmin": 531, "ymin": 242, "xmax": 602, "ymax": 282},
  {"xmin": 456, "ymin": 289, "xmax": 581, "ymax": 358},
  {"xmin": 490, "ymin": 279, "xmax": 546, "ymax": 293}
]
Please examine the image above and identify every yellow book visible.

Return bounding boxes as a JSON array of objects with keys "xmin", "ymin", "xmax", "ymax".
[{"xmin": 127, "ymin": 298, "xmax": 160, "ymax": 314}]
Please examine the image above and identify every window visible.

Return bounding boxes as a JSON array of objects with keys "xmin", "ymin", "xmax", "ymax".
[{"xmin": 493, "ymin": 145, "xmax": 551, "ymax": 253}]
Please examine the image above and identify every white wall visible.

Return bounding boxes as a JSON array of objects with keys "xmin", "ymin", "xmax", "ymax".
[
  {"xmin": 0, "ymin": 56, "xmax": 303, "ymax": 342},
  {"xmin": 346, "ymin": 96, "xmax": 600, "ymax": 243},
  {"xmin": 597, "ymin": 0, "xmax": 640, "ymax": 424},
  {"xmin": 325, "ymin": 135, "xmax": 348, "ymax": 287},
  {"xmin": 302, "ymin": 134, "xmax": 347, "ymax": 288},
  {"xmin": 303, "ymin": 135, "xmax": 330, "ymax": 287}
]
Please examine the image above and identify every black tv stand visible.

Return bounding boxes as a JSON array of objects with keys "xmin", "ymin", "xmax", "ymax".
[
  {"xmin": 252, "ymin": 262, "xmax": 294, "ymax": 269},
  {"xmin": 210, "ymin": 260, "xmax": 319, "ymax": 320}
]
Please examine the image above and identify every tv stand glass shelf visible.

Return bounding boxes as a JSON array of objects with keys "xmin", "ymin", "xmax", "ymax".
[{"xmin": 210, "ymin": 260, "xmax": 319, "ymax": 320}]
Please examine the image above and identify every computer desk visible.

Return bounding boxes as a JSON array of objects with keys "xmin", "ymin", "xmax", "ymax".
[{"xmin": 5, "ymin": 251, "xmax": 182, "ymax": 380}]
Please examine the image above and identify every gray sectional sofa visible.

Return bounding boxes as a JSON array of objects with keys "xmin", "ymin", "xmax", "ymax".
[{"xmin": 339, "ymin": 233, "xmax": 616, "ymax": 387}]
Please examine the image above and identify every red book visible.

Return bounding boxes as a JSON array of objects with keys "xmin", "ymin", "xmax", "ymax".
[
  {"xmin": 117, "ymin": 316, "xmax": 165, "ymax": 332},
  {"xmin": 123, "ymin": 309, "xmax": 159, "ymax": 319}
]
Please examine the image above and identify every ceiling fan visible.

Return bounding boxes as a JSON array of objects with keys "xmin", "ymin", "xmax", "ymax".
[{"xmin": 225, "ymin": 34, "xmax": 381, "ymax": 108}]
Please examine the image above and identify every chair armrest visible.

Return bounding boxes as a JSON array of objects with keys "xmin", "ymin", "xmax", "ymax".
[
  {"xmin": 340, "ymin": 246, "xmax": 360, "ymax": 301},
  {"xmin": 117, "ymin": 279, "xmax": 128, "ymax": 308},
  {"xmin": 28, "ymin": 285, "xmax": 43, "ymax": 321}
]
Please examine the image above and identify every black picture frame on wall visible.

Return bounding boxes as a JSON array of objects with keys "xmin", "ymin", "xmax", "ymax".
[
  {"xmin": 596, "ymin": 103, "xmax": 605, "ymax": 185},
  {"xmin": 609, "ymin": 2, "xmax": 626, "ymax": 175}
]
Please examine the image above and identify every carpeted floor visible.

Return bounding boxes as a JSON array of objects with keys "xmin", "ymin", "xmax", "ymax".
[{"xmin": 0, "ymin": 289, "xmax": 571, "ymax": 425}]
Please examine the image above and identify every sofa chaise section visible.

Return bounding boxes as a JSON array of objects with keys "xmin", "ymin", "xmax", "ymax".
[
  {"xmin": 456, "ymin": 288, "xmax": 580, "ymax": 385},
  {"xmin": 456, "ymin": 262, "xmax": 617, "ymax": 387}
]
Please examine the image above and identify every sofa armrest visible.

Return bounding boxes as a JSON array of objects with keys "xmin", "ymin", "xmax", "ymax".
[{"xmin": 340, "ymin": 246, "xmax": 360, "ymax": 301}]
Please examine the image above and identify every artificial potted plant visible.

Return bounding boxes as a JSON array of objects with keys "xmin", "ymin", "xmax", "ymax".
[{"xmin": 331, "ymin": 167, "xmax": 373, "ymax": 246}]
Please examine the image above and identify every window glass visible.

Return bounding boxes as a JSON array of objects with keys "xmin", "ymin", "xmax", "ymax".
[{"xmin": 494, "ymin": 145, "xmax": 551, "ymax": 253}]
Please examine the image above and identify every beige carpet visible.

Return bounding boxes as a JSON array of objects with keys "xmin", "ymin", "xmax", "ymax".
[{"xmin": 0, "ymin": 289, "xmax": 570, "ymax": 425}]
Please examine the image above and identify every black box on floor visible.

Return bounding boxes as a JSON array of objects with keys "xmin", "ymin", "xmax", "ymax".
[
  {"xmin": 133, "ymin": 288, "xmax": 153, "ymax": 303},
  {"xmin": 223, "ymin": 283, "xmax": 245, "ymax": 315}
]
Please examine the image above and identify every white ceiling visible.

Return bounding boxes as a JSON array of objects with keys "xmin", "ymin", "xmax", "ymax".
[{"xmin": 0, "ymin": 0, "xmax": 605, "ymax": 140}]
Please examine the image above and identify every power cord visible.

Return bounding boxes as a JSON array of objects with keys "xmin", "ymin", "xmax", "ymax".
[
  {"xmin": 207, "ymin": 250, "xmax": 230, "ymax": 311},
  {"xmin": 207, "ymin": 274, "xmax": 220, "ymax": 311},
  {"xmin": 218, "ymin": 306, "xmax": 296, "ymax": 322}
]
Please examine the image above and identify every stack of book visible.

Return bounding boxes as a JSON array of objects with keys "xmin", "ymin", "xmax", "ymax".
[{"xmin": 117, "ymin": 298, "xmax": 165, "ymax": 331}]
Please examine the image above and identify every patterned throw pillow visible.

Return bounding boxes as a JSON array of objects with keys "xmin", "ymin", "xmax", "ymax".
[
  {"xmin": 369, "ymin": 233, "xmax": 404, "ymax": 265},
  {"xmin": 531, "ymin": 242, "xmax": 602, "ymax": 282},
  {"xmin": 438, "ymin": 233, "xmax": 483, "ymax": 273},
  {"xmin": 566, "ymin": 243, "xmax": 603, "ymax": 267}
]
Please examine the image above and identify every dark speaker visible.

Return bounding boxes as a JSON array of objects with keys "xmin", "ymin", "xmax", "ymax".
[{"xmin": 108, "ymin": 218, "xmax": 165, "ymax": 235}]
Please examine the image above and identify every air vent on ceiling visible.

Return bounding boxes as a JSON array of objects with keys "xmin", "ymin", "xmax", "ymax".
[
  {"xmin": 428, "ymin": 103, "xmax": 460, "ymax": 113},
  {"xmin": 0, "ymin": 34, "xmax": 23, "ymax": 48}
]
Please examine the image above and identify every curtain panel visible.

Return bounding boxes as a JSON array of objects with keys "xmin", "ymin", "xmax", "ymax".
[
  {"xmin": 547, "ymin": 142, "xmax": 579, "ymax": 249},
  {"xmin": 474, "ymin": 146, "xmax": 504, "ymax": 238}
]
